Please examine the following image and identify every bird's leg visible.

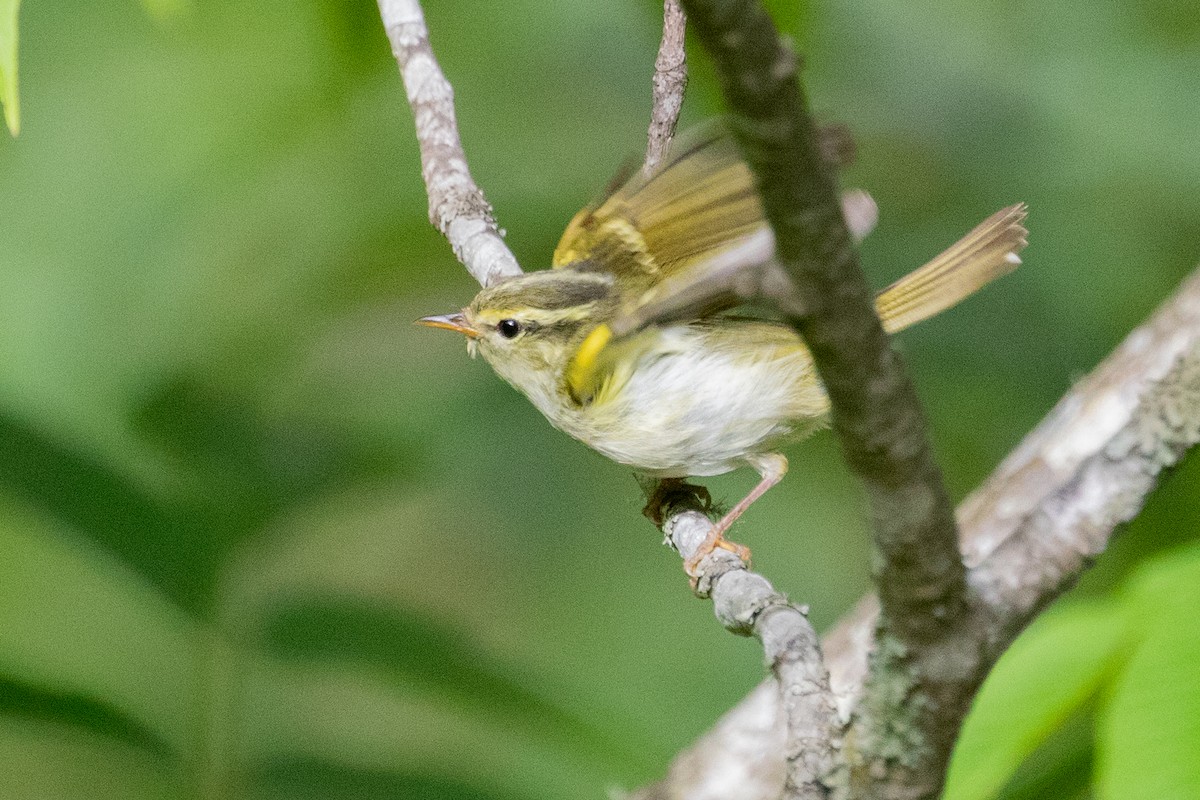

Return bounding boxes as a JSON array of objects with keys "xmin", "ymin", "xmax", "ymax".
[{"xmin": 684, "ymin": 453, "xmax": 788, "ymax": 578}]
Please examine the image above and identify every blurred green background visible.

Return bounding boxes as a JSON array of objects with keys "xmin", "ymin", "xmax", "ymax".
[{"xmin": 1, "ymin": 1, "xmax": 1198, "ymax": 798}]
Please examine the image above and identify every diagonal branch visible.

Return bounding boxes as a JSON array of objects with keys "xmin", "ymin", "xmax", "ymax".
[
  {"xmin": 376, "ymin": 4, "xmax": 1200, "ymax": 799},
  {"xmin": 676, "ymin": 0, "xmax": 968, "ymax": 793},
  {"xmin": 828, "ymin": 265, "xmax": 1200, "ymax": 713},
  {"xmin": 377, "ymin": 14, "xmax": 844, "ymax": 788},
  {"xmin": 631, "ymin": 508, "xmax": 838, "ymax": 800},
  {"xmin": 650, "ymin": 264, "xmax": 1200, "ymax": 799},
  {"xmin": 377, "ymin": 0, "xmax": 522, "ymax": 287},
  {"xmin": 637, "ymin": 7, "xmax": 854, "ymax": 797},
  {"xmin": 963, "ymin": 266, "xmax": 1200, "ymax": 634},
  {"xmin": 677, "ymin": 0, "xmax": 964, "ymax": 647}
]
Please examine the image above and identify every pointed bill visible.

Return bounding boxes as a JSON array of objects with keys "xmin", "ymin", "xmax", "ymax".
[{"xmin": 415, "ymin": 312, "xmax": 477, "ymax": 338}]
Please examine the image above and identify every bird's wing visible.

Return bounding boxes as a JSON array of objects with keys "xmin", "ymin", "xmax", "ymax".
[
  {"xmin": 552, "ymin": 121, "xmax": 769, "ymax": 299},
  {"xmin": 564, "ymin": 203, "xmax": 1028, "ymax": 406},
  {"xmin": 556, "ymin": 121, "xmax": 788, "ymax": 407}
]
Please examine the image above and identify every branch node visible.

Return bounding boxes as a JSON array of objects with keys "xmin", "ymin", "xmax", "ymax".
[{"xmin": 713, "ymin": 570, "xmax": 788, "ymax": 635}]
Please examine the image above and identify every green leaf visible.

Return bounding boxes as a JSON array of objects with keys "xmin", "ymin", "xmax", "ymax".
[
  {"xmin": 0, "ymin": 676, "xmax": 174, "ymax": 760},
  {"xmin": 944, "ymin": 602, "xmax": 1125, "ymax": 800},
  {"xmin": 0, "ymin": 0, "xmax": 17, "ymax": 135},
  {"xmin": 996, "ymin": 708, "xmax": 1093, "ymax": 800},
  {"xmin": 0, "ymin": 718, "xmax": 182, "ymax": 800},
  {"xmin": 258, "ymin": 595, "xmax": 650, "ymax": 773},
  {"xmin": 0, "ymin": 498, "xmax": 198, "ymax": 757},
  {"xmin": 0, "ymin": 411, "xmax": 201, "ymax": 609},
  {"xmin": 1096, "ymin": 545, "xmax": 1200, "ymax": 800}
]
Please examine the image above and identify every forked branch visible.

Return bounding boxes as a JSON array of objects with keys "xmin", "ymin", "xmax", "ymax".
[
  {"xmin": 676, "ymin": 0, "xmax": 967, "ymax": 794},
  {"xmin": 377, "ymin": 1, "xmax": 1200, "ymax": 798},
  {"xmin": 677, "ymin": 0, "xmax": 964, "ymax": 645},
  {"xmin": 658, "ymin": 263, "xmax": 1200, "ymax": 800}
]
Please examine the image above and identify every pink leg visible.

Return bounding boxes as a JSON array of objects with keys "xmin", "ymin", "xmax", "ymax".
[{"xmin": 684, "ymin": 453, "xmax": 788, "ymax": 578}]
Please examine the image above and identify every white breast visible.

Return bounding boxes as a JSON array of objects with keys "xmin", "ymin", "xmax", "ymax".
[{"xmin": 556, "ymin": 324, "xmax": 828, "ymax": 477}]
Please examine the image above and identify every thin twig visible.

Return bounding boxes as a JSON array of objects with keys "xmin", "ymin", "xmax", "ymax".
[
  {"xmin": 377, "ymin": 4, "xmax": 1200, "ymax": 798},
  {"xmin": 377, "ymin": 0, "xmax": 522, "ymax": 286},
  {"xmin": 640, "ymin": 6, "xmax": 839, "ymax": 795},
  {"xmin": 643, "ymin": 509, "xmax": 839, "ymax": 800},
  {"xmin": 643, "ymin": 0, "xmax": 688, "ymax": 176}
]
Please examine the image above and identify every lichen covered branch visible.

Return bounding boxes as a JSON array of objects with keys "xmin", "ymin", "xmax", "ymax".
[
  {"xmin": 830, "ymin": 266, "xmax": 1200, "ymax": 685},
  {"xmin": 963, "ymin": 265, "xmax": 1200, "ymax": 636},
  {"xmin": 377, "ymin": 0, "xmax": 522, "ymax": 286},
  {"xmin": 675, "ymin": 0, "xmax": 964, "ymax": 643},
  {"xmin": 653, "ymin": 509, "xmax": 839, "ymax": 800},
  {"xmin": 651, "ymin": 264, "xmax": 1200, "ymax": 799},
  {"xmin": 675, "ymin": 0, "xmax": 967, "ymax": 792},
  {"xmin": 378, "ymin": 3, "xmax": 1200, "ymax": 797}
]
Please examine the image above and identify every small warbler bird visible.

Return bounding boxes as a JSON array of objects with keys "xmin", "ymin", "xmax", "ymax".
[{"xmin": 419, "ymin": 123, "xmax": 1027, "ymax": 575}]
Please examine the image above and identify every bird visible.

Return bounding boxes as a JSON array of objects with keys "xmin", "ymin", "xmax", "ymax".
[{"xmin": 418, "ymin": 122, "xmax": 1027, "ymax": 576}]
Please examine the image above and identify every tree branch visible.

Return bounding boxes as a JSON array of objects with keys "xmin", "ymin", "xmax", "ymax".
[
  {"xmin": 379, "ymin": 4, "xmax": 1200, "ymax": 798},
  {"xmin": 377, "ymin": 0, "xmax": 522, "ymax": 286},
  {"xmin": 647, "ymin": 264, "xmax": 1200, "ymax": 799},
  {"xmin": 643, "ymin": 0, "xmax": 688, "ymax": 176},
  {"xmin": 677, "ymin": 0, "xmax": 964, "ymax": 645},
  {"xmin": 962, "ymin": 265, "xmax": 1200, "ymax": 637},
  {"xmin": 634, "ymin": 507, "xmax": 839, "ymax": 800},
  {"xmin": 824, "ymin": 264, "xmax": 1200, "ymax": 797},
  {"xmin": 676, "ymin": 1, "xmax": 968, "ymax": 793}
]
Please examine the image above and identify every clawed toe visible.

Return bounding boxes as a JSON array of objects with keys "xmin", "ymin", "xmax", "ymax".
[{"xmin": 683, "ymin": 525, "xmax": 752, "ymax": 579}]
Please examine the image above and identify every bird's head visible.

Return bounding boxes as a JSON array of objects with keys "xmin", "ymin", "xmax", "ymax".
[{"xmin": 417, "ymin": 269, "xmax": 618, "ymax": 399}]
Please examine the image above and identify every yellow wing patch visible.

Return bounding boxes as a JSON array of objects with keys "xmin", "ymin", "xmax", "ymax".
[
  {"xmin": 553, "ymin": 123, "xmax": 1026, "ymax": 414},
  {"xmin": 555, "ymin": 123, "xmax": 772, "ymax": 405},
  {"xmin": 564, "ymin": 323, "xmax": 614, "ymax": 404},
  {"xmin": 563, "ymin": 324, "xmax": 660, "ymax": 408}
]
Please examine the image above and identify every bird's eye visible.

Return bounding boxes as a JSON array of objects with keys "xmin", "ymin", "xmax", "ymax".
[{"xmin": 497, "ymin": 319, "xmax": 521, "ymax": 339}]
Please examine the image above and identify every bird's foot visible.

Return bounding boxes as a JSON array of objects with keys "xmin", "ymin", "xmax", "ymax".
[
  {"xmin": 684, "ymin": 520, "xmax": 752, "ymax": 585},
  {"xmin": 641, "ymin": 477, "xmax": 713, "ymax": 527}
]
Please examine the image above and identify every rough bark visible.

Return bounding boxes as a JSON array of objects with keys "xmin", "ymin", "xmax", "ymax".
[
  {"xmin": 643, "ymin": 0, "xmax": 688, "ymax": 176},
  {"xmin": 646, "ymin": 509, "xmax": 840, "ymax": 800},
  {"xmin": 677, "ymin": 1, "xmax": 969, "ymax": 793},
  {"xmin": 378, "ymin": 2, "xmax": 1200, "ymax": 798},
  {"xmin": 657, "ymin": 264, "xmax": 1200, "ymax": 799}
]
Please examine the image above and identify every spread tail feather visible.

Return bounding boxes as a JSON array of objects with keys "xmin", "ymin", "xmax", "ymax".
[{"xmin": 875, "ymin": 204, "xmax": 1028, "ymax": 333}]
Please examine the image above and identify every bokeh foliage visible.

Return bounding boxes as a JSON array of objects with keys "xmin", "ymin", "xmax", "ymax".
[{"xmin": 1, "ymin": 0, "xmax": 1198, "ymax": 798}]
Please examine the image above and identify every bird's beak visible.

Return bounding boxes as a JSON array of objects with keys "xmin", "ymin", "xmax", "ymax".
[{"xmin": 415, "ymin": 311, "xmax": 478, "ymax": 338}]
